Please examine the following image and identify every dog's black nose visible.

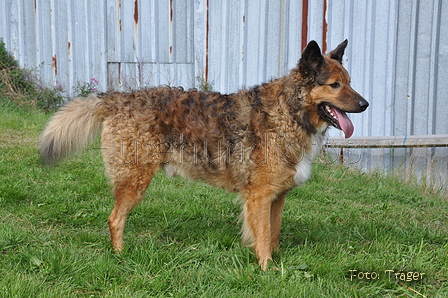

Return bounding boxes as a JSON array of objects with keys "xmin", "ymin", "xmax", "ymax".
[{"xmin": 358, "ymin": 99, "xmax": 369, "ymax": 111}]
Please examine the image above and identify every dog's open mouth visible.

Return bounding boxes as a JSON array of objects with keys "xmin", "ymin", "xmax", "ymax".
[{"xmin": 319, "ymin": 104, "xmax": 354, "ymax": 138}]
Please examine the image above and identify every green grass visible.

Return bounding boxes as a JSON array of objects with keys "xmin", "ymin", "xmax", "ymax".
[{"xmin": 0, "ymin": 99, "xmax": 447, "ymax": 297}]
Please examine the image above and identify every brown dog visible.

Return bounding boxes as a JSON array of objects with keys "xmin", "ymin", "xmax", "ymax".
[{"xmin": 40, "ymin": 40, "xmax": 368, "ymax": 270}]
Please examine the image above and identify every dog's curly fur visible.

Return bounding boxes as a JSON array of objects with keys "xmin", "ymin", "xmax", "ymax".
[{"xmin": 40, "ymin": 40, "xmax": 368, "ymax": 270}]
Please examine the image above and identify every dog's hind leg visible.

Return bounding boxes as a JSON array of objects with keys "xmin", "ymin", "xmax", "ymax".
[{"xmin": 108, "ymin": 165, "xmax": 157, "ymax": 251}]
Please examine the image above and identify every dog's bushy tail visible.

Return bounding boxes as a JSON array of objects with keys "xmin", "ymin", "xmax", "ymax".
[{"xmin": 40, "ymin": 94, "xmax": 105, "ymax": 165}]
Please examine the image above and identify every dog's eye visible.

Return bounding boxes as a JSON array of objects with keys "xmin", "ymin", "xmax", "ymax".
[{"xmin": 329, "ymin": 82, "xmax": 341, "ymax": 88}]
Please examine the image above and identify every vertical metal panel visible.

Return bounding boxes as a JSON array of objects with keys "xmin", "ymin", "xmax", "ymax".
[
  {"xmin": 192, "ymin": 0, "xmax": 207, "ymax": 82},
  {"xmin": 71, "ymin": 1, "xmax": 88, "ymax": 84},
  {"xmin": 264, "ymin": 0, "xmax": 282, "ymax": 80},
  {"xmin": 157, "ymin": 0, "xmax": 170, "ymax": 63},
  {"xmin": 38, "ymin": 0, "xmax": 53, "ymax": 83},
  {"xmin": 394, "ymin": 0, "xmax": 413, "ymax": 138},
  {"xmin": 216, "ymin": 0, "xmax": 230, "ymax": 91},
  {"xmin": 283, "ymin": 0, "xmax": 302, "ymax": 74},
  {"xmin": 53, "ymin": 0, "xmax": 69, "ymax": 90},
  {"xmin": 208, "ymin": 0, "xmax": 231, "ymax": 92},
  {"xmin": 435, "ymin": 0, "xmax": 448, "ymax": 135},
  {"xmin": 243, "ymin": 0, "xmax": 264, "ymax": 88},
  {"xmin": 412, "ymin": 0, "xmax": 434, "ymax": 136},
  {"xmin": 307, "ymin": 0, "xmax": 325, "ymax": 47}
]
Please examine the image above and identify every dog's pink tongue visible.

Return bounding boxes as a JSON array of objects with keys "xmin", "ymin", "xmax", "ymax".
[{"xmin": 332, "ymin": 108, "xmax": 354, "ymax": 138}]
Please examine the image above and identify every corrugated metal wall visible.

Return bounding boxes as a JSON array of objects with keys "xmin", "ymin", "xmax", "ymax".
[
  {"xmin": 326, "ymin": 0, "xmax": 448, "ymax": 138},
  {"xmin": 1, "ymin": 0, "xmax": 447, "ymax": 182},
  {"xmin": 106, "ymin": 0, "xmax": 197, "ymax": 89},
  {"xmin": 324, "ymin": 0, "xmax": 447, "ymax": 188},
  {"xmin": 0, "ymin": 0, "xmax": 109, "ymax": 96}
]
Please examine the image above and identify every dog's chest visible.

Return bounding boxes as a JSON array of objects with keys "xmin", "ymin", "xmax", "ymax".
[{"xmin": 294, "ymin": 129, "xmax": 327, "ymax": 185}]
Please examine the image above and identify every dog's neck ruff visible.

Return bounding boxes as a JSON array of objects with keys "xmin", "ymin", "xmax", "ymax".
[{"xmin": 294, "ymin": 124, "xmax": 328, "ymax": 185}]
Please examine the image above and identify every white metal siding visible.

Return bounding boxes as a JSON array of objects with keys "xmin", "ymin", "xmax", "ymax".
[
  {"xmin": 1, "ymin": 0, "xmax": 447, "ymax": 141},
  {"xmin": 1, "ymin": 0, "xmax": 109, "ymax": 95},
  {"xmin": 322, "ymin": 0, "xmax": 447, "ymax": 183}
]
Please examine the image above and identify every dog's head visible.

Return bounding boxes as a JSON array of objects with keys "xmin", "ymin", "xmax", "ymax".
[{"xmin": 298, "ymin": 40, "xmax": 369, "ymax": 138}]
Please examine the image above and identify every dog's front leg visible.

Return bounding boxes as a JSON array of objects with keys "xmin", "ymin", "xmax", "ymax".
[
  {"xmin": 270, "ymin": 192, "xmax": 287, "ymax": 252},
  {"xmin": 241, "ymin": 187, "xmax": 277, "ymax": 271}
]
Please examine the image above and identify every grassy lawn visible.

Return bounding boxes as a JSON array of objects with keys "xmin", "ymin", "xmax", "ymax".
[{"xmin": 0, "ymin": 99, "xmax": 447, "ymax": 297}]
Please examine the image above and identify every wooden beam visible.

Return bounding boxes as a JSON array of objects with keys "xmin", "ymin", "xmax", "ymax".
[{"xmin": 325, "ymin": 134, "xmax": 448, "ymax": 148}]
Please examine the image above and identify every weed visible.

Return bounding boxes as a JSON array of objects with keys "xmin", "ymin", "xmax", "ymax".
[
  {"xmin": 196, "ymin": 75, "xmax": 214, "ymax": 91},
  {"xmin": 34, "ymin": 83, "xmax": 66, "ymax": 112},
  {"xmin": 73, "ymin": 78, "xmax": 99, "ymax": 98},
  {"xmin": 0, "ymin": 39, "xmax": 19, "ymax": 70},
  {"xmin": 0, "ymin": 39, "xmax": 35, "ymax": 96},
  {"xmin": 0, "ymin": 39, "xmax": 66, "ymax": 112}
]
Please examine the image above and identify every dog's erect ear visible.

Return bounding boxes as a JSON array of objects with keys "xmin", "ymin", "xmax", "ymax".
[
  {"xmin": 329, "ymin": 39, "xmax": 348, "ymax": 64},
  {"xmin": 300, "ymin": 40, "xmax": 324, "ymax": 71}
]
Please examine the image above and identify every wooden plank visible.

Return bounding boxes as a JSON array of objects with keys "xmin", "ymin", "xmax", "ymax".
[{"xmin": 325, "ymin": 134, "xmax": 448, "ymax": 148}]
